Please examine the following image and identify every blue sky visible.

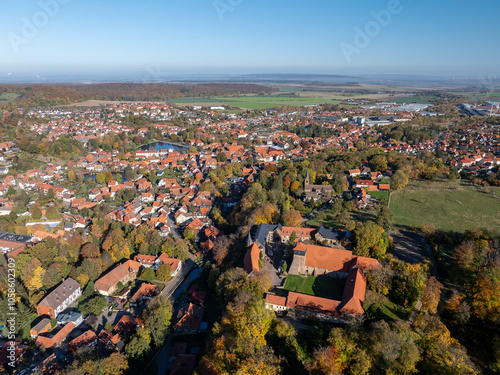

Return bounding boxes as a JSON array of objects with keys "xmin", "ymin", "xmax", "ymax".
[{"xmin": 1, "ymin": 0, "xmax": 499, "ymax": 80}]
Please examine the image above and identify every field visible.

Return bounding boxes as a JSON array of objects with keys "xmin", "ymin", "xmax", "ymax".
[
  {"xmin": 368, "ymin": 190, "xmax": 390, "ymax": 205},
  {"xmin": 284, "ymin": 275, "xmax": 345, "ymax": 301},
  {"xmin": 171, "ymin": 94, "xmax": 341, "ymax": 109},
  {"xmin": 389, "ymin": 180, "xmax": 500, "ymax": 234},
  {"xmin": 0, "ymin": 92, "xmax": 20, "ymax": 103}
]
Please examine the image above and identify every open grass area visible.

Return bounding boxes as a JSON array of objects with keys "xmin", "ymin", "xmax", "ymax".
[
  {"xmin": 389, "ymin": 180, "xmax": 500, "ymax": 235},
  {"xmin": 284, "ymin": 275, "xmax": 345, "ymax": 301},
  {"xmin": 368, "ymin": 190, "xmax": 390, "ymax": 205},
  {"xmin": 0, "ymin": 92, "xmax": 20, "ymax": 103}
]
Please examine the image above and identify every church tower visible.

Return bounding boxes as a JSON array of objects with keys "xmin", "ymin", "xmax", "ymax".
[{"xmin": 304, "ymin": 169, "xmax": 310, "ymax": 187}]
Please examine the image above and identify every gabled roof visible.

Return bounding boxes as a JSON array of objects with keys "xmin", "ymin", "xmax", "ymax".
[
  {"xmin": 38, "ymin": 278, "xmax": 80, "ymax": 311},
  {"xmin": 244, "ymin": 243, "xmax": 260, "ymax": 274},
  {"xmin": 338, "ymin": 268, "xmax": 366, "ymax": 315},
  {"xmin": 286, "ymin": 292, "xmax": 340, "ymax": 317},
  {"xmin": 303, "ymin": 245, "xmax": 354, "ymax": 272},
  {"xmin": 94, "ymin": 260, "xmax": 141, "ymax": 293},
  {"xmin": 36, "ymin": 322, "xmax": 76, "ymax": 349}
]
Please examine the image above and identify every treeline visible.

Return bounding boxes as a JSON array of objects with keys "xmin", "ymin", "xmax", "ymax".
[{"xmin": 0, "ymin": 83, "xmax": 275, "ymax": 107}]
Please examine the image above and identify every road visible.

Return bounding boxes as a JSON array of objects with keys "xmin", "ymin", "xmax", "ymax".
[{"xmin": 160, "ymin": 257, "xmax": 197, "ymax": 299}]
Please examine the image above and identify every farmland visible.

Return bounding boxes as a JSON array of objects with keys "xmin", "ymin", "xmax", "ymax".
[
  {"xmin": 389, "ymin": 180, "xmax": 500, "ymax": 235},
  {"xmin": 170, "ymin": 94, "xmax": 341, "ymax": 109}
]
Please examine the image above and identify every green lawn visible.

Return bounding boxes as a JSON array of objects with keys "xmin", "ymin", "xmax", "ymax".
[
  {"xmin": 390, "ymin": 180, "xmax": 500, "ymax": 234},
  {"xmin": 284, "ymin": 275, "xmax": 345, "ymax": 301},
  {"xmin": 368, "ymin": 190, "xmax": 390, "ymax": 205}
]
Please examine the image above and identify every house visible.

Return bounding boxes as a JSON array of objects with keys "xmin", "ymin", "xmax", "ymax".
[
  {"xmin": 314, "ymin": 226, "xmax": 351, "ymax": 247},
  {"xmin": 134, "ymin": 254, "xmax": 157, "ymax": 268},
  {"xmin": 94, "ymin": 260, "xmax": 141, "ymax": 296},
  {"xmin": 243, "ymin": 243, "xmax": 260, "ymax": 275},
  {"xmin": 303, "ymin": 169, "xmax": 334, "ymax": 201},
  {"xmin": 170, "ymin": 354, "xmax": 197, "ymax": 375},
  {"xmin": 69, "ymin": 330, "xmax": 97, "ymax": 352},
  {"xmin": 30, "ymin": 318, "xmax": 52, "ymax": 338},
  {"xmin": 0, "ymin": 239, "xmax": 26, "ymax": 259},
  {"xmin": 37, "ymin": 278, "xmax": 82, "ymax": 319},
  {"xmin": 56, "ymin": 311, "xmax": 84, "ymax": 327},
  {"xmin": 130, "ymin": 283, "xmax": 159, "ymax": 306},
  {"xmin": 173, "ymin": 303, "xmax": 204, "ymax": 335},
  {"xmin": 113, "ymin": 315, "xmax": 143, "ymax": 336},
  {"xmin": 276, "ymin": 226, "xmax": 315, "ymax": 243},
  {"xmin": 156, "ymin": 254, "xmax": 182, "ymax": 276},
  {"xmin": 35, "ymin": 322, "xmax": 76, "ymax": 349}
]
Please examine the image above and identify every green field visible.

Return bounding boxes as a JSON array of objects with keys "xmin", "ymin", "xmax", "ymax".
[
  {"xmin": 284, "ymin": 275, "xmax": 345, "ymax": 301},
  {"xmin": 389, "ymin": 180, "xmax": 500, "ymax": 234},
  {"xmin": 368, "ymin": 190, "xmax": 390, "ymax": 205},
  {"xmin": 170, "ymin": 95, "xmax": 341, "ymax": 109},
  {"xmin": 0, "ymin": 92, "xmax": 20, "ymax": 103}
]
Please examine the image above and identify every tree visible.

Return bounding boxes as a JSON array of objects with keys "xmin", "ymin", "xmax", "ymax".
[
  {"xmin": 354, "ymin": 221, "xmax": 387, "ymax": 258},
  {"xmin": 445, "ymin": 289, "xmax": 471, "ymax": 324},
  {"xmin": 305, "ymin": 345, "xmax": 341, "ymax": 375},
  {"xmin": 156, "ymin": 263, "xmax": 172, "ymax": 281},
  {"xmin": 199, "ymin": 181, "xmax": 214, "ymax": 192},
  {"xmin": 31, "ymin": 204, "xmax": 42, "ymax": 220},
  {"xmin": 421, "ymin": 276, "xmax": 443, "ymax": 314},
  {"xmin": 26, "ymin": 266, "xmax": 45, "ymax": 291},
  {"xmin": 472, "ymin": 276, "xmax": 500, "ymax": 321},
  {"xmin": 96, "ymin": 172, "xmax": 106, "ymax": 184},
  {"xmin": 376, "ymin": 206, "xmax": 394, "ymax": 231},
  {"xmin": 283, "ymin": 209, "xmax": 302, "ymax": 227},
  {"xmin": 183, "ymin": 227, "xmax": 196, "ymax": 243},
  {"xmin": 391, "ymin": 261, "xmax": 428, "ymax": 307},
  {"xmin": 290, "ymin": 180, "xmax": 301, "ymax": 192},
  {"xmin": 142, "ymin": 296, "xmax": 173, "ymax": 347},
  {"xmin": 370, "ymin": 154, "xmax": 388, "ymax": 172},
  {"xmin": 81, "ymin": 242, "xmax": 100, "ymax": 258},
  {"xmin": 213, "ymin": 235, "xmax": 230, "ymax": 267},
  {"xmin": 46, "ymin": 188, "xmax": 55, "ymax": 200},
  {"xmin": 68, "ymin": 170, "xmax": 76, "ymax": 180},
  {"xmin": 125, "ymin": 332, "xmax": 150, "ymax": 359},
  {"xmin": 105, "ymin": 171, "xmax": 113, "ymax": 184},
  {"xmin": 80, "ymin": 295, "xmax": 107, "ymax": 316},
  {"xmin": 391, "ymin": 170, "xmax": 408, "ymax": 190},
  {"xmin": 216, "ymin": 152, "xmax": 227, "ymax": 162},
  {"xmin": 45, "ymin": 205, "xmax": 59, "ymax": 220},
  {"xmin": 140, "ymin": 268, "xmax": 155, "ymax": 282}
]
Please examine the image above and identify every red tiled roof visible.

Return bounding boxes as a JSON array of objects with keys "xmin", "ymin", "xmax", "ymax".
[{"xmin": 244, "ymin": 243, "xmax": 260, "ymax": 274}]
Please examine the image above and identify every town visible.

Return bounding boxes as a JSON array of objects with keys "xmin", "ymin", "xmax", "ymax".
[{"xmin": 0, "ymin": 87, "xmax": 498, "ymax": 375}]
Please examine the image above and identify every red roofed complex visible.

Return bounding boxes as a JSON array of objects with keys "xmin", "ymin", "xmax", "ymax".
[{"xmin": 267, "ymin": 243, "xmax": 382, "ymax": 320}]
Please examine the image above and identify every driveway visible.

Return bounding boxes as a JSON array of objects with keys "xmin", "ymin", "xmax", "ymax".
[{"xmin": 390, "ymin": 230, "xmax": 428, "ymax": 265}]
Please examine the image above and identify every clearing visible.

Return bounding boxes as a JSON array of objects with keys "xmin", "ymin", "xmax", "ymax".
[{"xmin": 389, "ymin": 180, "xmax": 500, "ymax": 235}]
